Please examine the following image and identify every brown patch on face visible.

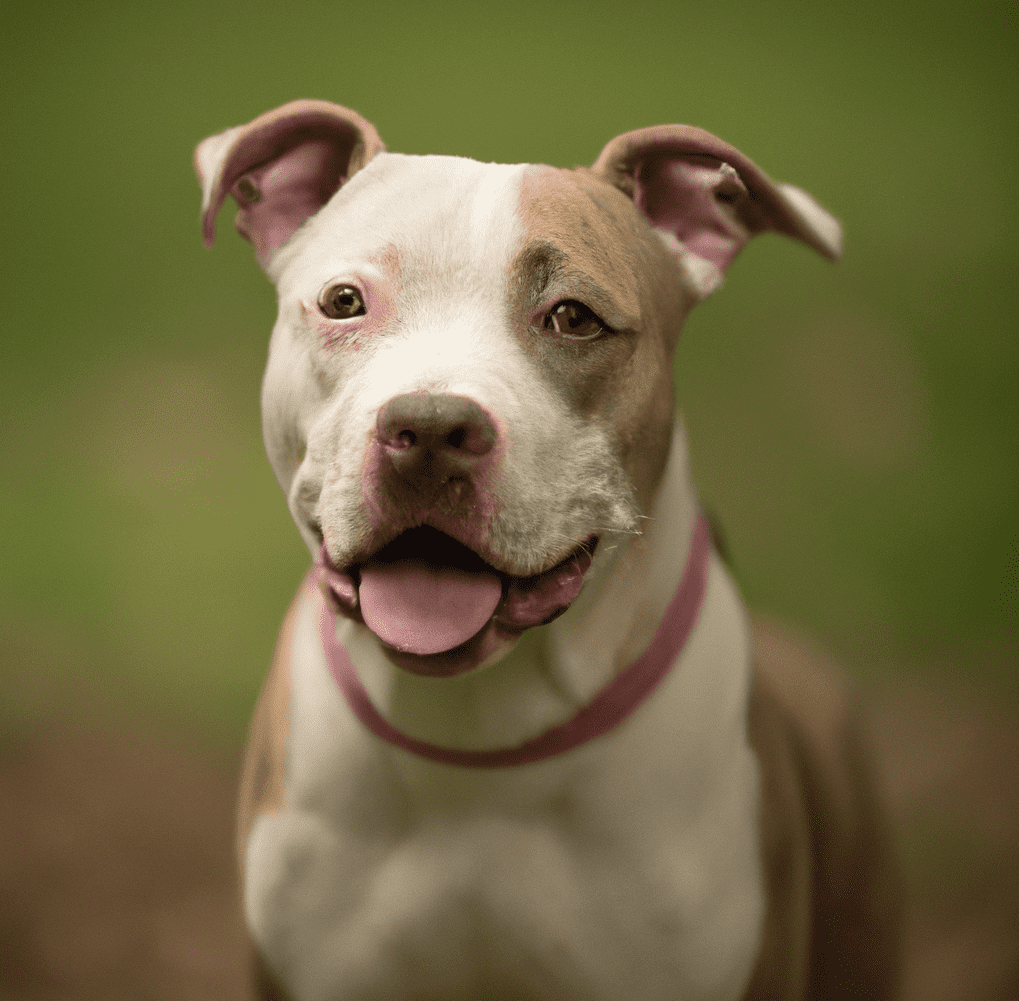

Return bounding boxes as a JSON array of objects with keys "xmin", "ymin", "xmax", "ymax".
[
  {"xmin": 236, "ymin": 580, "xmax": 303, "ymax": 873},
  {"xmin": 514, "ymin": 165, "xmax": 693, "ymax": 510}
]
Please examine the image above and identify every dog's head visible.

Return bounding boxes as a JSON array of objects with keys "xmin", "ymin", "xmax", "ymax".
[{"xmin": 196, "ymin": 100, "xmax": 839, "ymax": 676}]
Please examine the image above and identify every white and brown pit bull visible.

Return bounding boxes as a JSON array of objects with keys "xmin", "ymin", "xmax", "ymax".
[{"xmin": 195, "ymin": 100, "xmax": 900, "ymax": 1001}]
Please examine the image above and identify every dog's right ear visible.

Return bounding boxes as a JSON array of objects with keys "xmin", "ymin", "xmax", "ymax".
[
  {"xmin": 194, "ymin": 100, "xmax": 386, "ymax": 271},
  {"xmin": 592, "ymin": 125, "xmax": 841, "ymax": 299}
]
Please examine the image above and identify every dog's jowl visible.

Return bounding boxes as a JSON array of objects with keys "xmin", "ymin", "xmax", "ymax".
[{"xmin": 196, "ymin": 101, "xmax": 900, "ymax": 1001}]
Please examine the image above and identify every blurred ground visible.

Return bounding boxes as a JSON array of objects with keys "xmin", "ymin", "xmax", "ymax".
[{"xmin": 1, "ymin": 621, "xmax": 1016, "ymax": 1001}]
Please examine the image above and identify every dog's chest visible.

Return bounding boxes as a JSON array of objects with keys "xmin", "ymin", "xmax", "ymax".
[{"xmin": 248, "ymin": 801, "xmax": 758, "ymax": 1001}]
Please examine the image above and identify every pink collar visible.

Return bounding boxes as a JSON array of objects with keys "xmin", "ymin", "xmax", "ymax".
[{"xmin": 319, "ymin": 514, "xmax": 711, "ymax": 768}]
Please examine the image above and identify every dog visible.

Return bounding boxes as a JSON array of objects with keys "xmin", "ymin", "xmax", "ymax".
[{"xmin": 195, "ymin": 100, "xmax": 900, "ymax": 1001}]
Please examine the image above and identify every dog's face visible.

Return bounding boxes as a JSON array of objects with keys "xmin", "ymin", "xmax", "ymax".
[
  {"xmin": 196, "ymin": 101, "xmax": 840, "ymax": 675},
  {"xmin": 268, "ymin": 155, "xmax": 684, "ymax": 584}
]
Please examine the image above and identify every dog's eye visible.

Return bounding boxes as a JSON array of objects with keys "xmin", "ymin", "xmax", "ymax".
[
  {"xmin": 542, "ymin": 301, "xmax": 609, "ymax": 340},
  {"xmin": 319, "ymin": 284, "xmax": 366, "ymax": 319}
]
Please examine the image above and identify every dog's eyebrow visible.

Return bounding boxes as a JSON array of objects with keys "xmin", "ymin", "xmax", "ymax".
[
  {"xmin": 513, "ymin": 240, "xmax": 614, "ymax": 311},
  {"xmin": 514, "ymin": 240, "xmax": 568, "ymax": 293}
]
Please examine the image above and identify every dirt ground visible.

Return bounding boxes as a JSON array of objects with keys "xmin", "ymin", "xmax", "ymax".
[{"xmin": 1, "ymin": 622, "xmax": 1016, "ymax": 1001}]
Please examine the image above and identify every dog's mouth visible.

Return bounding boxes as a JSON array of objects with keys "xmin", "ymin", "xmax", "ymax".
[{"xmin": 317, "ymin": 526, "xmax": 598, "ymax": 677}]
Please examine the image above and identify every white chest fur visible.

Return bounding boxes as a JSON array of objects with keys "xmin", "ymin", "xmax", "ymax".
[{"xmin": 244, "ymin": 552, "xmax": 764, "ymax": 1001}]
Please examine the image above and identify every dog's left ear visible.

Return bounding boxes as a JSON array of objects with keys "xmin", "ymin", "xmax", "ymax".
[
  {"xmin": 194, "ymin": 100, "xmax": 386, "ymax": 271},
  {"xmin": 593, "ymin": 125, "xmax": 841, "ymax": 298}
]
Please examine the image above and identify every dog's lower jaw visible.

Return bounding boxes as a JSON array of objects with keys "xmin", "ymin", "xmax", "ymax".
[
  {"xmin": 367, "ymin": 618, "xmax": 526, "ymax": 678},
  {"xmin": 318, "ymin": 526, "xmax": 600, "ymax": 676}
]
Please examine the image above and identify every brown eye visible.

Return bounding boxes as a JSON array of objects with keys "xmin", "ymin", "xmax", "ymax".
[
  {"xmin": 543, "ymin": 301, "xmax": 608, "ymax": 340},
  {"xmin": 319, "ymin": 284, "xmax": 366, "ymax": 319}
]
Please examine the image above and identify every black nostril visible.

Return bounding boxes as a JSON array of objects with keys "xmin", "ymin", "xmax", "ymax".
[
  {"xmin": 377, "ymin": 393, "xmax": 496, "ymax": 489},
  {"xmin": 377, "ymin": 393, "xmax": 496, "ymax": 456}
]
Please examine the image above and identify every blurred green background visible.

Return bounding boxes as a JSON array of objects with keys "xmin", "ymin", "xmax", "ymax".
[{"xmin": 1, "ymin": 0, "xmax": 1015, "ymax": 745}]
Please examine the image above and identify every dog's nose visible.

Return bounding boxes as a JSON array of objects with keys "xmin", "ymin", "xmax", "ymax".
[{"xmin": 377, "ymin": 393, "xmax": 496, "ymax": 491}]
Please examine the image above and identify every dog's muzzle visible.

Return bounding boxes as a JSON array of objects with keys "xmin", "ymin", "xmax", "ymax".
[{"xmin": 317, "ymin": 392, "xmax": 598, "ymax": 675}]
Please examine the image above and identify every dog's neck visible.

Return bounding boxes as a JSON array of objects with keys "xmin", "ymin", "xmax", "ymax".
[{"xmin": 334, "ymin": 420, "xmax": 704, "ymax": 753}]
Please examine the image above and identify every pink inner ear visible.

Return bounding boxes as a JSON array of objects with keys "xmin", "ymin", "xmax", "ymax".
[
  {"xmin": 233, "ymin": 139, "xmax": 346, "ymax": 266},
  {"xmin": 636, "ymin": 157, "xmax": 751, "ymax": 274}
]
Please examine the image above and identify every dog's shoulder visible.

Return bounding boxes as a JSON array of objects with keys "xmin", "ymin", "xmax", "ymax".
[{"xmin": 744, "ymin": 620, "xmax": 902, "ymax": 1001}]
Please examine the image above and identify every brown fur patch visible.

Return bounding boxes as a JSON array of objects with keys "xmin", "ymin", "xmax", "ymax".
[{"xmin": 514, "ymin": 165, "xmax": 693, "ymax": 512}]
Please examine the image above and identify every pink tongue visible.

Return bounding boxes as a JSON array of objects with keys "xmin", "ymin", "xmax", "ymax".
[{"xmin": 358, "ymin": 560, "xmax": 502, "ymax": 655}]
